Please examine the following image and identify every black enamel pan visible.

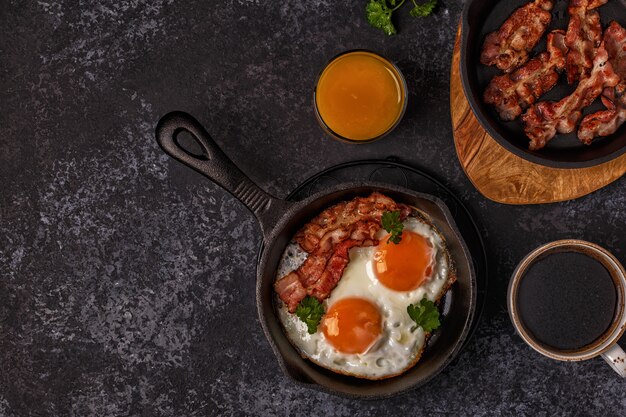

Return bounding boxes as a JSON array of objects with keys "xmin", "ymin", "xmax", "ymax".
[
  {"xmin": 461, "ymin": 0, "xmax": 626, "ymax": 168},
  {"xmin": 155, "ymin": 111, "xmax": 476, "ymax": 398}
]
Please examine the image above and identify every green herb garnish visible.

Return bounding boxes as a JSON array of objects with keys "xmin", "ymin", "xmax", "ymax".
[
  {"xmin": 365, "ymin": 0, "xmax": 438, "ymax": 36},
  {"xmin": 381, "ymin": 210, "xmax": 404, "ymax": 244},
  {"xmin": 366, "ymin": 0, "xmax": 397, "ymax": 36},
  {"xmin": 409, "ymin": 0, "xmax": 437, "ymax": 17},
  {"xmin": 295, "ymin": 296, "xmax": 325, "ymax": 334},
  {"xmin": 407, "ymin": 298, "xmax": 441, "ymax": 332}
]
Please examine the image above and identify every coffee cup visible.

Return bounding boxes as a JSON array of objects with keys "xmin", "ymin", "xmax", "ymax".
[{"xmin": 508, "ymin": 239, "xmax": 626, "ymax": 377}]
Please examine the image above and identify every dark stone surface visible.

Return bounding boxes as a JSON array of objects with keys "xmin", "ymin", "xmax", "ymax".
[{"xmin": 1, "ymin": 0, "xmax": 625, "ymax": 415}]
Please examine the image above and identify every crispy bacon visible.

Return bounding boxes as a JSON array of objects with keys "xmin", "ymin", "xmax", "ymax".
[
  {"xmin": 564, "ymin": 0, "xmax": 607, "ymax": 84},
  {"xmin": 307, "ymin": 239, "xmax": 361, "ymax": 301},
  {"xmin": 604, "ymin": 21, "xmax": 626, "ymax": 95},
  {"xmin": 274, "ymin": 193, "xmax": 411, "ymax": 313},
  {"xmin": 295, "ymin": 192, "xmax": 411, "ymax": 254},
  {"xmin": 484, "ymin": 30, "xmax": 567, "ymax": 121},
  {"xmin": 298, "ymin": 252, "xmax": 330, "ymax": 286},
  {"xmin": 274, "ymin": 273, "xmax": 307, "ymax": 313},
  {"xmin": 521, "ymin": 43, "xmax": 621, "ymax": 150},
  {"xmin": 578, "ymin": 89, "xmax": 626, "ymax": 143},
  {"xmin": 578, "ymin": 22, "xmax": 626, "ymax": 143},
  {"xmin": 480, "ymin": 0, "xmax": 554, "ymax": 73}
]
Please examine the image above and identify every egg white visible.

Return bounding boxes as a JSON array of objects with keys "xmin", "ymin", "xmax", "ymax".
[{"xmin": 276, "ymin": 216, "xmax": 450, "ymax": 379}]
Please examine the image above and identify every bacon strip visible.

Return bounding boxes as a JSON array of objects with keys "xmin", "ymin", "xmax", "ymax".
[
  {"xmin": 480, "ymin": 0, "xmax": 554, "ymax": 73},
  {"xmin": 521, "ymin": 43, "xmax": 621, "ymax": 150},
  {"xmin": 564, "ymin": 0, "xmax": 607, "ymax": 84},
  {"xmin": 578, "ymin": 22, "xmax": 626, "ymax": 144},
  {"xmin": 484, "ymin": 30, "xmax": 567, "ymax": 121},
  {"xmin": 578, "ymin": 89, "xmax": 626, "ymax": 144},
  {"xmin": 274, "ymin": 193, "xmax": 411, "ymax": 313},
  {"xmin": 307, "ymin": 239, "xmax": 361, "ymax": 301},
  {"xmin": 274, "ymin": 273, "xmax": 307, "ymax": 313},
  {"xmin": 604, "ymin": 21, "xmax": 626, "ymax": 95},
  {"xmin": 295, "ymin": 192, "xmax": 411, "ymax": 254}
]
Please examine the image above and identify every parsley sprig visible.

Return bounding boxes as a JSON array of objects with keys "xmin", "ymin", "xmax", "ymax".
[
  {"xmin": 407, "ymin": 298, "xmax": 441, "ymax": 332},
  {"xmin": 366, "ymin": 0, "xmax": 438, "ymax": 36},
  {"xmin": 295, "ymin": 296, "xmax": 325, "ymax": 334},
  {"xmin": 409, "ymin": 0, "xmax": 438, "ymax": 17},
  {"xmin": 381, "ymin": 211, "xmax": 404, "ymax": 244}
]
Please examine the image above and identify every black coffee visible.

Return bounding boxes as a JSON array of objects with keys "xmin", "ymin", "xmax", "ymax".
[{"xmin": 517, "ymin": 251, "xmax": 617, "ymax": 352}]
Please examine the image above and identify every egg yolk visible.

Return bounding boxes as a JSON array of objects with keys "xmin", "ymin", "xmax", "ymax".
[
  {"xmin": 321, "ymin": 297, "xmax": 382, "ymax": 354},
  {"xmin": 375, "ymin": 231, "xmax": 434, "ymax": 292}
]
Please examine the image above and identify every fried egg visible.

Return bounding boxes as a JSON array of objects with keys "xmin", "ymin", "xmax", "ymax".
[{"xmin": 276, "ymin": 215, "xmax": 452, "ymax": 379}]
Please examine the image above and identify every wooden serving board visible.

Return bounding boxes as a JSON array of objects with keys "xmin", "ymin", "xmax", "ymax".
[{"xmin": 450, "ymin": 26, "xmax": 626, "ymax": 205}]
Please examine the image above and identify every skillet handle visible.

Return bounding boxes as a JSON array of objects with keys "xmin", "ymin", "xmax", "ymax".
[{"xmin": 155, "ymin": 111, "xmax": 289, "ymax": 241}]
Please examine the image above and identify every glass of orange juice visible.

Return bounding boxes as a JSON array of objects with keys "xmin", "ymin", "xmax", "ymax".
[{"xmin": 314, "ymin": 50, "xmax": 407, "ymax": 144}]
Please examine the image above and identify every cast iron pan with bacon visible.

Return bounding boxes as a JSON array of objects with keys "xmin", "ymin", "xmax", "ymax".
[
  {"xmin": 461, "ymin": 0, "xmax": 626, "ymax": 168},
  {"xmin": 155, "ymin": 112, "xmax": 476, "ymax": 398}
]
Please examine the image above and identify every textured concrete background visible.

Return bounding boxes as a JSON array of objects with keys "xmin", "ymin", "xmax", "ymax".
[{"xmin": 1, "ymin": 0, "xmax": 625, "ymax": 416}]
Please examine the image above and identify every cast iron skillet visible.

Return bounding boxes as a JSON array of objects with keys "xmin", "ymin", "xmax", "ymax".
[
  {"xmin": 461, "ymin": 0, "xmax": 626, "ymax": 168},
  {"xmin": 155, "ymin": 111, "xmax": 477, "ymax": 398}
]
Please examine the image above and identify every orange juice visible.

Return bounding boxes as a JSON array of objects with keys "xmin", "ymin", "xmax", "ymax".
[{"xmin": 314, "ymin": 51, "xmax": 406, "ymax": 142}]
